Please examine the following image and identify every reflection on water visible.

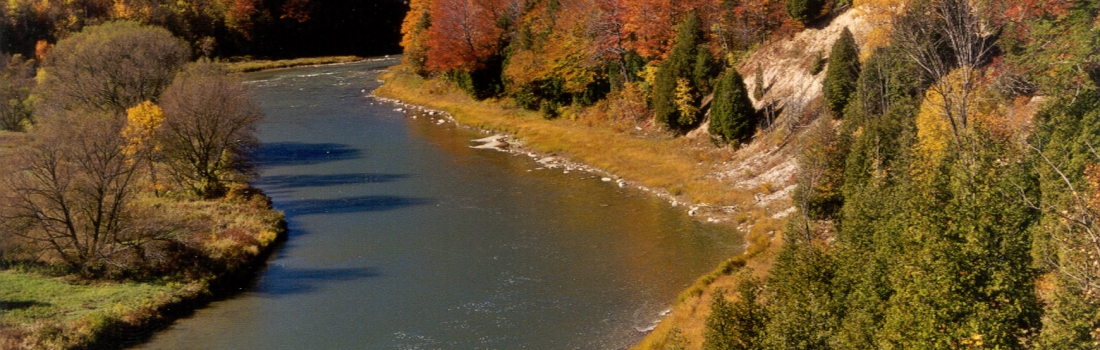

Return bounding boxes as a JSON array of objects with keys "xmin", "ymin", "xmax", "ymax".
[{"xmin": 139, "ymin": 58, "xmax": 743, "ymax": 349}]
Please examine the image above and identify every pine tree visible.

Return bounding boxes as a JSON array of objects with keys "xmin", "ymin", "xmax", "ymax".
[
  {"xmin": 653, "ymin": 12, "xmax": 705, "ymax": 131},
  {"xmin": 823, "ymin": 27, "xmax": 860, "ymax": 116},
  {"xmin": 785, "ymin": 0, "xmax": 826, "ymax": 24},
  {"xmin": 710, "ymin": 68, "xmax": 756, "ymax": 144}
]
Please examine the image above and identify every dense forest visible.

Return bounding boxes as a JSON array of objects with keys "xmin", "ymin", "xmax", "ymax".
[
  {"xmin": 0, "ymin": 0, "xmax": 408, "ymax": 58},
  {"xmin": 399, "ymin": 0, "xmax": 1100, "ymax": 348}
]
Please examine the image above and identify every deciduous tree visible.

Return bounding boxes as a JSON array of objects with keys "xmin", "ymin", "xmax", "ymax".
[
  {"xmin": 158, "ymin": 62, "xmax": 261, "ymax": 198},
  {"xmin": 36, "ymin": 21, "xmax": 189, "ymax": 115}
]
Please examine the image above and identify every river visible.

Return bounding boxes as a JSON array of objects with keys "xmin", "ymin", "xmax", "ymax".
[{"xmin": 140, "ymin": 58, "xmax": 743, "ymax": 349}]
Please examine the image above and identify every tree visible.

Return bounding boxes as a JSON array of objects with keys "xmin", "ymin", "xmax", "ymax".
[
  {"xmin": 652, "ymin": 11, "xmax": 706, "ymax": 130},
  {"xmin": 0, "ymin": 53, "xmax": 35, "ymax": 131},
  {"xmin": 704, "ymin": 281, "xmax": 767, "ymax": 350},
  {"xmin": 823, "ymin": 27, "xmax": 860, "ymax": 116},
  {"xmin": 35, "ymin": 21, "xmax": 189, "ymax": 116},
  {"xmin": 894, "ymin": 0, "xmax": 997, "ymax": 144},
  {"xmin": 158, "ymin": 61, "xmax": 262, "ymax": 198},
  {"xmin": 401, "ymin": 0, "xmax": 433, "ymax": 75},
  {"xmin": 785, "ymin": 0, "xmax": 826, "ymax": 24},
  {"xmin": 0, "ymin": 112, "xmax": 154, "ymax": 274},
  {"xmin": 709, "ymin": 68, "xmax": 756, "ymax": 144}
]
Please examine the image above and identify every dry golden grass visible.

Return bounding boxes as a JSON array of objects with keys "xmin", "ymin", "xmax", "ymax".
[
  {"xmin": 376, "ymin": 70, "xmax": 749, "ymax": 207},
  {"xmin": 223, "ymin": 56, "xmax": 364, "ymax": 73}
]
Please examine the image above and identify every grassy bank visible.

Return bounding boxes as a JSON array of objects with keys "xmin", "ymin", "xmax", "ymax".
[
  {"xmin": 0, "ymin": 185, "xmax": 286, "ymax": 349},
  {"xmin": 376, "ymin": 68, "xmax": 789, "ymax": 349},
  {"xmin": 223, "ymin": 56, "xmax": 365, "ymax": 73},
  {"xmin": 2, "ymin": 124, "xmax": 284, "ymax": 350},
  {"xmin": 376, "ymin": 70, "xmax": 755, "ymax": 206}
]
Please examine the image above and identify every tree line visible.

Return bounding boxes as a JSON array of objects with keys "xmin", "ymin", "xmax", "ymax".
[
  {"xmin": 0, "ymin": 0, "xmax": 409, "ymax": 59},
  {"xmin": 401, "ymin": 0, "xmax": 845, "ymax": 144}
]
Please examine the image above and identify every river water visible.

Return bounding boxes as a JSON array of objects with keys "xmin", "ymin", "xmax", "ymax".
[{"xmin": 140, "ymin": 58, "xmax": 742, "ymax": 349}]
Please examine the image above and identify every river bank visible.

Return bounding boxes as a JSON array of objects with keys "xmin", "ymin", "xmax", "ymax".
[
  {"xmin": 374, "ymin": 67, "xmax": 792, "ymax": 348},
  {"xmin": 0, "ymin": 129, "xmax": 287, "ymax": 349}
]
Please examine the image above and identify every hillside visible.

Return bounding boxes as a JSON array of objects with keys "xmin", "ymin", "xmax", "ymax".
[{"xmin": 393, "ymin": 0, "xmax": 1100, "ymax": 348}]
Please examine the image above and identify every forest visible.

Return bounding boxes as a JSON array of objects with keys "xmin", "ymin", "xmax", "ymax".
[
  {"xmin": 398, "ymin": 0, "xmax": 1100, "ymax": 348},
  {"xmin": 0, "ymin": 0, "xmax": 408, "ymax": 58}
]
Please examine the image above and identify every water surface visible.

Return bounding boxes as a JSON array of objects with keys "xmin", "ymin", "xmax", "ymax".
[{"xmin": 141, "ymin": 58, "xmax": 742, "ymax": 349}]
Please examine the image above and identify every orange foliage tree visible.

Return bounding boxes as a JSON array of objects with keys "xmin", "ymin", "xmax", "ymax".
[{"xmin": 425, "ymin": 0, "xmax": 520, "ymax": 73}]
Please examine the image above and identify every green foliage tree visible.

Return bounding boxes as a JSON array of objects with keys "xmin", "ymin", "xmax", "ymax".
[
  {"xmin": 159, "ymin": 61, "xmax": 262, "ymax": 198},
  {"xmin": 0, "ymin": 53, "xmax": 35, "ymax": 131},
  {"xmin": 653, "ymin": 12, "xmax": 706, "ymax": 131},
  {"xmin": 704, "ymin": 280, "xmax": 767, "ymax": 350},
  {"xmin": 709, "ymin": 68, "xmax": 756, "ymax": 144},
  {"xmin": 760, "ymin": 243, "xmax": 841, "ymax": 349},
  {"xmin": 823, "ymin": 27, "xmax": 860, "ymax": 116},
  {"xmin": 36, "ymin": 21, "xmax": 189, "ymax": 115},
  {"xmin": 785, "ymin": 0, "xmax": 826, "ymax": 24}
]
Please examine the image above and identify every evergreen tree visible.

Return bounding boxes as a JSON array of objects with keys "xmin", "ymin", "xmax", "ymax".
[
  {"xmin": 753, "ymin": 63, "xmax": 765, "ymax": 100},
  {"xmin": 704, "ymin": 281, "xmax": 767, "ymax": 350},
  {"xmin": 785, "ymin": 0, "xmax": 826, "ymax": 24},
  {"xmin": 710, "ymin": 68, "xmax": 757, "ymax": 144},
  {"xmin": 653, "ymin": 12, "xmax": 705, "ymax": 131},
  {"xmin": 823, "ymin": 27, "xmax": 860, "ymax": 116}
]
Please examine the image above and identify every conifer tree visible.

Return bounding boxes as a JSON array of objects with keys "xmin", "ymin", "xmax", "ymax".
[
  {"xmin": 785, "ymin": 0, "xmax": 826, "ymax": 24},
  {"xmin": 653, "ymin": 12, "xmax": 705, "ymax": 131},
  {"xmin": 823, "ymin": 27, "xmax": 860, "ymax": 116},
  {"xmin": 710, "ymin": 68, "xmax": 756, "ymax": 144}
]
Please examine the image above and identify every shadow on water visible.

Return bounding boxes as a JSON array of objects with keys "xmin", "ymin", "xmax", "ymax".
[
  {"xmin": 254, "ymin": 142, "xmax": 362, "ymax": 167},
  {"xmin": 255, "ymin": 266, "xmax": 380, "ymax": 297},
  {"xmin": 277, "ymin": 195, "xmax": 434, "ymax": 216},
  {"xmin": 254, "ymin": 173, "xmax": 410, "ymax": 190}
]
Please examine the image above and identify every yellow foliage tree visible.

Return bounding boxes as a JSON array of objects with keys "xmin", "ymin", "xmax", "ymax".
[
  {"xmin": 122, "ymin": 100, "xmax": 165, "ymax": 156},
  {"xmin": 400, "ymin": 0, "xmax": 432, "ymax": 74},
  {"xmin": 854, "ymin": 0, "xmax": 907, "ymax": 60},
  {"xmin": 123, "ymin": 100, "xmax": 166, "ymax": 193},
  {"xmin": 674, "ymin": 77, "xmax": 699, "ymax": 119}
]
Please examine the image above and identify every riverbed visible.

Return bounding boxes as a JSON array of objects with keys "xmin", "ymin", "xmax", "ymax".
[{"xmin": 139, "ymin": 58, "xmax": 742, "ymax": 349}]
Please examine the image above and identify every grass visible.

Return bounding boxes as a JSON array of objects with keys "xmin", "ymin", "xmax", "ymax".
[
  {"xmin": 0, "ymin": 187, "xmax": 284, "ymax": 349},
  {"xmin": 0, "ymin": 271, "xmax": 199, "ymax": 349},
  {"xmin": 222, "ymin": 56, "xmax": 364, "ymax": 73}
]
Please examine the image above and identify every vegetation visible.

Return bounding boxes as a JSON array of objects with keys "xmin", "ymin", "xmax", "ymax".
[
  {"xmin": 390, "ymin": 1, "xmax": 1100, "ymax": 348},
  {"xmin": 785, "ymin": 0, "xmax": 827, "ymax": 24},
  {"xmin": 222, "ymin": 56, "xmax": 364, "ymax": 73},
  {"xmin": 709, "ymin": 69, "xmax": 757, "ymax": 144},
  {"xmin": 0, "ymin": 20, "xmax": 284, "ymax": 347},
  {"xmin": 822, "ymin": 27, "xmax": 859, "ymax": 116}
]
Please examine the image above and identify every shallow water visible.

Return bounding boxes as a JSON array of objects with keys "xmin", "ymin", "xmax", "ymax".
[{"xmin": 139, "ymin": 58, "xmax": 743, "ymax": 349}]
